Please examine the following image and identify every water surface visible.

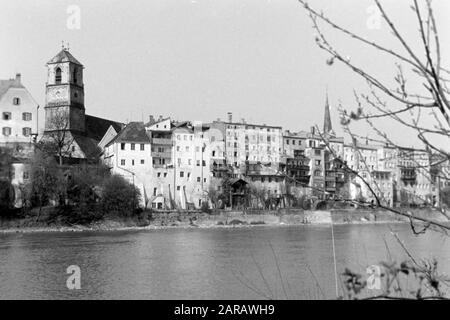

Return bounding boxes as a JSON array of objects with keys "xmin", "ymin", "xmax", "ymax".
[{"xmin": 0, "ymin": 224, "xmax": 449, "ymax": 299}]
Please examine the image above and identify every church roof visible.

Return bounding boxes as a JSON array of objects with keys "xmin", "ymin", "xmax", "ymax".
[
  {"xmin": 72, "ymin": 134, "xmax": 102, "ymax": 159},
  {"xmin": 323, "ymin": 92, "xmax": 334, "ymax": 135},
  {"xmin": 47, "ymin": 49, "xmax": 83, "ymax": 65},
  {"xmin": 85, "ymin": 115, "xmax": 123, "ymax": 142}
]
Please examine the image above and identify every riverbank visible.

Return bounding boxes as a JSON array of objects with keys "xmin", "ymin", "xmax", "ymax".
[{"xmin": 0, "ymin": 207, "xmax": 446, "ymax": 233}]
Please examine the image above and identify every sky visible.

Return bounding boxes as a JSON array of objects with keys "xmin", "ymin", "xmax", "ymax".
[{"xmin": 1, "ymin": 0, "xmax": 449, "ymax": 147}]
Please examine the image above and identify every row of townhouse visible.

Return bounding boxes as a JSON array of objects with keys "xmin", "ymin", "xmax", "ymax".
[
  {"xmin": 97, "ymin": 100, "xmax": 445, "ymax": 210},
  {"xmin": 101, "ymin": 117, "xmax": 214, "ymax": 210},
  {"xmin": 2, "ymin": 48, "xmax": 446, "ymax": 211},
  {"xmin": 344, "ymin": 141, "xmax": 440, "ymax": 207}
]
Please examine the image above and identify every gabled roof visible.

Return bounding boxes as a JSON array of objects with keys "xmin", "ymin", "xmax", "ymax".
[
  {"xmin": 47, "ymin": 49, "xmax": 83, "ymax": 66},
  {"xmin": 0, "ymin": 79, "xmax": 24, "ymax": 100},
  {"xmin": 97, "ymin": 125, "xmax": 118, "ymax": 149},
  {"xmin": 107, "ymin": 122, "xmax": 151, "ymax": 147}
]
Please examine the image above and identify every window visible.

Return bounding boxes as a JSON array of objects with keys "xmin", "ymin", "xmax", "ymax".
[
  {"xmin": 177, "ymin": 186, "xmax": 181, "ymax": 191},
  {"xmin": 202, "ymin": 160, "xmax": 206, "ymax": 166},
  {"xmin": 121, "ymin": 143, "xmax": 125, "ymax": 150},
  {"xmin": 203, "ymin": 178, "xmax": 206, "ymax": 183},
  {"xmin": 3, "ymin": 112, "xmax": 11, "ymax": 120},
  {"xmin": 180, "ymin": 171, "xmax": 184, "ymax": 178},
  {"xmin": 197, "ymin": 177, "xmax": 201, "ymax": 182},
  {"xmin": 131, "ymin": 143, "xmax": 135, "ymax": 151},
  {"xmin": 13, "ymin": 97, "xmax": 20, "ymax": 105},
  {"xmin": 55, "ymin": 67, "xmax": 62, "ymax": 84},
  {"xmin": 153, "ymin": 188, "xmax": 157, "ymax": 196},
  {"xmin": 71, "ymin": 146, "xmax": 75, "ymax": 152},
  {"xmin": 132, "ymin": 160, "xmax": 135, "ymax": 166},
  {"xmin": 2, "ymin": 127, "xmax": 11, "ymax": 136},
  {"xmin": 140, "ymin": 144, "xmax": 145, "ymax": 151},
  {"xmin": 23, "ymin": 171, "xmax": 29, "ymax": 180},
  {"xmin": 141, "ymin": 159, "xmax": 145, "ymax": 164},
  {"xmin": 121, "ymin": 159, "xmax": 125, "ymax": 165},
  {"xmin": 157, "ymin": 172, "xmax": 161, "ymax": 177},
  {"xmin": 72, "ymin": 67, "xmax": 78, "ymax": 84},
  {"xmin": 212, "ymin": 151, "xmax": 216, "ymax": 157},
  {"xmin": 22, "ymin": 112, "xmax": 32, "ymax": 121},
  {"xmin": 196, "ymin": 160, "xmax": 200, "ymax": 167},
  {"xmin": 22, "ymin": 127, "xmax": 31, "ymax": 137}
]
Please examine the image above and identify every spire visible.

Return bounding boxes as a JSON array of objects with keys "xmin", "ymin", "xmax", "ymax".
[{"xmin": 323, "ymin": 89, "xmax": 333, "ymax": 135}]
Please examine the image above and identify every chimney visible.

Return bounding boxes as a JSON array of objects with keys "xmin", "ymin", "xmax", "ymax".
[
  {"xmin": 149, "ymin": 115, "xmax": 155, "ymax": 124},
  {"xmin": 311, "ymin": 126, "xmax": 315, "ymax": 135},
  {"xmin": 158, "ymin": 115, "xmax": 163, "ymax": 121},
  {"xmin": 15, "ymin": 73, "xmax": 21, "ymax": 84},
  {"xmin": 227, "ymin": 112, "xmax": 232, "ymax": 123},
  {"xmin": 242, "ymin": 118, "xmax": 246, "ymax": 124}
]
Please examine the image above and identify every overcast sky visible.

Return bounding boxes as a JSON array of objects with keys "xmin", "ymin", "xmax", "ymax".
[{"xmin": 1, "ymin": 0, "xmax": 449, "ymax": 147}]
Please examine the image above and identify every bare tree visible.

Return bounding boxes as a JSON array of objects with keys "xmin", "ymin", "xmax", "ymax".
[
  {"xmin": 297, "ymin": 0, "xmax": 450, "ymax": 221},
  {"xmin": 299, "ymin": 0, "xmax": 449, "ymax": 159},
  {"xmin": 40, "ymin": 110, "xmax": 75, "ymax": 165}
]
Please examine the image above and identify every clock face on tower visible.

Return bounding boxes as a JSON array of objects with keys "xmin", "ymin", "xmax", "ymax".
[{"xmin": 47, "ymin": 86, "xmax": 69, "ymax": 104}]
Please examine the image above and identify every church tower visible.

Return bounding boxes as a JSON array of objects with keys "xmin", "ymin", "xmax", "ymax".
[
  {"xmin": 323, "ymin": 91, "xmax": 335, "ymax": 137},
  {"xmin": 44, "ymin": 47, "xmax": 85, "ymax": 133}
]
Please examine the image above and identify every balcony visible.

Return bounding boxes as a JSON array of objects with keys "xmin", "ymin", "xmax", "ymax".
[
  {"xmin": 152, "ymin": 138, "xmax": 172, "ymax": 145},
  {"xmin": 152, "ymin": 151, "xmax": 172, "ymax": 158}
]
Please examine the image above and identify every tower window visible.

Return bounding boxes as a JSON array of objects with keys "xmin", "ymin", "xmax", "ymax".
[
  {"xmin": 55, "ymin": 67, "xmax": 62, "ymax": 84},
  {"xmin": 72, "ymin": 67, "xmax": 78, "ymax": 84},
  {"xmin": 13, "ymin": 97, "xmax": 20, "ymax": 105}
]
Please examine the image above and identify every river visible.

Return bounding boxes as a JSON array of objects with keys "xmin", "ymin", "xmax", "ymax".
[{"xmin": 1, "ymin": 224, "xmax": 449, "ymax": 299}]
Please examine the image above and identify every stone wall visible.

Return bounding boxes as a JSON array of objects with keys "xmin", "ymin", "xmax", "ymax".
[{"xmin": 149, "ymin": 207, "xmax": 447, "ymax": 227}]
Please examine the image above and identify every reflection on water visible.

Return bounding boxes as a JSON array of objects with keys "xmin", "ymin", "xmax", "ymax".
[{"xmin": 0, "ymin": 224, "xmax": 449, "ymax": 299}]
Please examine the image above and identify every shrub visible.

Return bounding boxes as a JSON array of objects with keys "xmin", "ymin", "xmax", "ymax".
[
  {"xmin": 0, "ymin": 180, "xmax": 13, "ymax": 212},
  {"xmin": 441, "ymin": 187, "xmax": 450, "ymax": 208},
  {"xmin": 101, "ymin": 175, "xmax": 141, "ymax": 217},
  {"xmin": 200, "ymin": 201, "xmax": 212, "ymax": 214}
]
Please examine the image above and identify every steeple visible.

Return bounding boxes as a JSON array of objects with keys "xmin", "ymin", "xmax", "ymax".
[
  {"xmin": 44, "ymin": 46, "xmax": 85, "ymax": 133},
  {"xmin": 323, "ymin": 90, "xmax": 335, "ymax": 137}
]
